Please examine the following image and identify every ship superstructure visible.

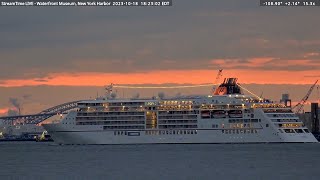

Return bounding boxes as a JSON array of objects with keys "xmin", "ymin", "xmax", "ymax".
[{"xmin": 43, "ymin": 78, "xmax": 317, "ymax": 144}]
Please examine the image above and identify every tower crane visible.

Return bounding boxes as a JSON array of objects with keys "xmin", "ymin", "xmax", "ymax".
[
  {"xmin": 211, "ymin": 69, "xmax": 223, "ymax": 94},
  {"xmin": 292, "ymin": 80, "xmax": 318, "ymax": 114}
]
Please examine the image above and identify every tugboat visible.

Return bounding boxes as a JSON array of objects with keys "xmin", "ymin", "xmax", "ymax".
[{"xmin": 36, "ymin": 131, "xmax": 53, "ymax": 142}]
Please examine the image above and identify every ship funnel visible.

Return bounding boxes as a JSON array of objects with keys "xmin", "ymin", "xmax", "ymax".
[{"xmin": 213, "ymin": 78, "xmax": 242, "ymax": 95}]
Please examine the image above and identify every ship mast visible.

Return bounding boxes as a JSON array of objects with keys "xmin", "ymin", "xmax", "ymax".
[{"xmin": 105, "ymin": 83, "xmax": 114, "ymax": 99}]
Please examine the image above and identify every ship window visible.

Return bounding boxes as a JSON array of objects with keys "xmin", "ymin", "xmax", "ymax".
[
  {"xmin": 295, "ymin": 129, "xmax": 303, "ymax": 133},
  {"xmin": 266, "ymin": 124, "xmax": 269, "ymax": 127},
  {"xmin": 303, "ymin": 129, "xmax": 310, "ymax": 133},
  {"xmin": 284, "ymin": 129, "xmax": 295, "ymax": 133}
]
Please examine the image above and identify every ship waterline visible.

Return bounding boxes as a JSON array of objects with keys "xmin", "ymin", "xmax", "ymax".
[{"xmin": 43, "ymin": 78, "xmax": 318, "ymax": 144}]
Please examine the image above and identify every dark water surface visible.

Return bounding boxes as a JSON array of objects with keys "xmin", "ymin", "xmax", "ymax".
[{"xmin": 0, "ymin": 142, "xmax": 320, "ymax": 180}]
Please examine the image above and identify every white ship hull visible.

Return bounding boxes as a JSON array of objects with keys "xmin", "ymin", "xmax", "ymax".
[{"xmin": 43, "ymin": 124, "xmax": 317, "ymax": 144}]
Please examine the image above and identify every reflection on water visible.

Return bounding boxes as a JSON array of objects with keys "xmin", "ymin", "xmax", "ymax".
[{"xmin": 0, "ymin": 142, "xmax": 320, "ymax": 180}]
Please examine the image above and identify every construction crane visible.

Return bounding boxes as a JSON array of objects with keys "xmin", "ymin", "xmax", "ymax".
[
  {"xmin": 211, "ymin": 69, "xmax": 223, "ymax": 94},
  {"xmin": 292, "ymin": 80, "xmax": 318, "ymax": 114},
  {"xmin": 317, "ymin": 85, "xmax": 320, "ymax": 103}
]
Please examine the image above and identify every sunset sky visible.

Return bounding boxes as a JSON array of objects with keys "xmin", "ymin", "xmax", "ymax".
[{"xmin": 0, "ymin": 0, "xmax": 320, "ymax": 115}]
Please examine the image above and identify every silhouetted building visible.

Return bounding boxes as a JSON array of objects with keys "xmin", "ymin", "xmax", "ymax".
[
  {"xmin": 298, "ymin": 103, "xmax": 319, "ymax": 133},
  {"xmin": 280, "ymin": 93, "xmax": 292, "ymax": 107},
  {"xmin": 311, "ymin": 103, "xmax": 319, "ymax": 133}
]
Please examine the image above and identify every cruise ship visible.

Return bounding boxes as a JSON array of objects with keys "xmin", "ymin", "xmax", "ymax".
[{"xmin": 43, "ymin": 78, "xmax": 318, "ymax": 144}]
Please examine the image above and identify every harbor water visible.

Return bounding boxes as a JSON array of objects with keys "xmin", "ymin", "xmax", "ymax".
[{"xmin": 0, "ymin": 142, "xmax": 320, "ymax": 180}]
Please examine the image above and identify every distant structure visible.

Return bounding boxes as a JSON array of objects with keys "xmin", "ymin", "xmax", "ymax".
[
  {"xmin": 0, "ymin": 100, "xmax": 83, "ymax": 125},
  {"xmin": 292, "ymin": 80, "xmax": 318, "ymax": 114},
  {"xmin": 311, "ymin": 103, "xmax": 319, "ymax": 133},
  {"xmin": 280, "ymin": 93, "xmax": 292, "ymax": 107},
  {"xmin": 298, "ymin": 103, "xmax": 319, "ymax": 133}
]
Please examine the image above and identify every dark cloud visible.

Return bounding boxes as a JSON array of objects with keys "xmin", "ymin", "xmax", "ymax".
[
  {"xmin": 0, "ymin": 0, "xmax": 319, "ymax": 80},
  {"xmin": 210, "ymin": 58, "xmax": 320, "ymax": 71},
  {"xmin": 23, "ymin": 94, "xmax": 32, "ymax": 99},
  {"xmin": 34, "ymin": 79, "xmax": 49, "ymax": 82}
]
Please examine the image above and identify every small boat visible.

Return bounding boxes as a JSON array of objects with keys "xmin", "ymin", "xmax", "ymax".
[{"xmin": 36, "ymin": 131, "xmax": 53, "ymax": 142}]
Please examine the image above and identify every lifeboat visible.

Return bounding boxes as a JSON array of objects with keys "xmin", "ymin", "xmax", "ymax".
[
  {"xmin": 228, "ymin": 110, "xmax": 243, "ymax": 118},
  {"xmin": 211, "ymin": 110, "xmax": 226, "ymax": 118},
  {"xmin": 201, "ymin": 110, "xmax": 210, "ymax": 119}
]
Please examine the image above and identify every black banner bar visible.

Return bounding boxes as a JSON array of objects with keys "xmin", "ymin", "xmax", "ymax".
[{"xmin": 0, "ymin": 0, "xmax": 173, "ymax": 6}]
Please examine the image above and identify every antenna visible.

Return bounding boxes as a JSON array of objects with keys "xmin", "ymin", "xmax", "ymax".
[
  {"xmin": 105, "ymin": 83, "xmax": 114, "ymax": 98},
  {"xmin": 259, "ymin": 91, "xmax": 264, "ymax": 99}
]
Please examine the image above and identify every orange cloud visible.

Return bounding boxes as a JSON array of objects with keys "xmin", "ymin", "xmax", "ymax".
[
  {"xmin": 0, "ymin": 69, "xmax": 319, "ymax": 87},
  {"xmin": 0, "ymin": 108, "xmax": 9, "ymax": 115},
  {"xmin": 303, "ymin": 52, "xmax": 320, "ymax": 58},
  {"xmin": 247, "ymin": 57, "xmax": 273, "ymax": 66}
]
